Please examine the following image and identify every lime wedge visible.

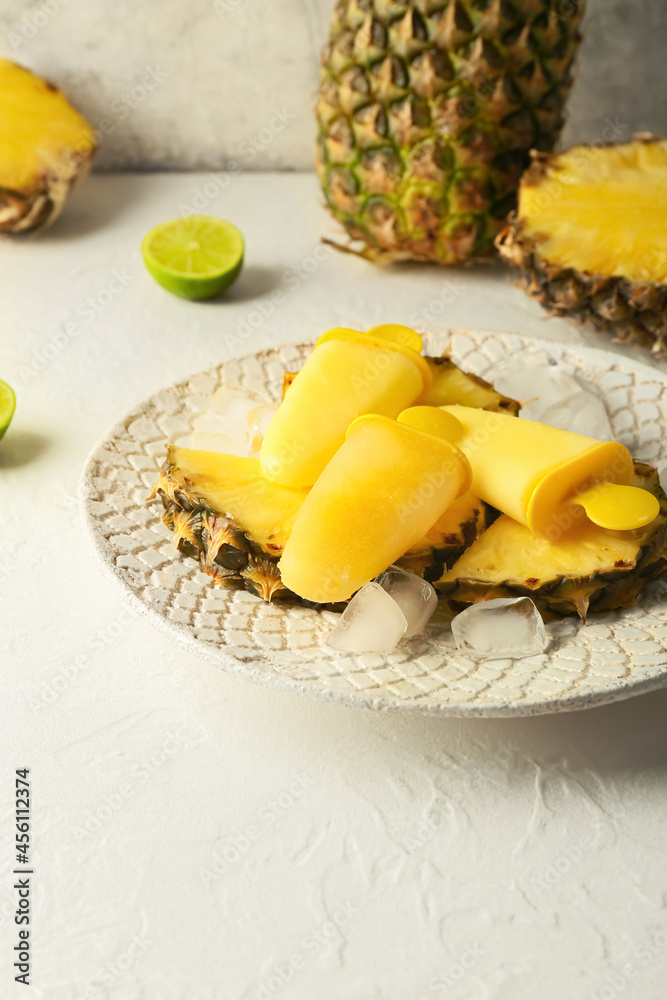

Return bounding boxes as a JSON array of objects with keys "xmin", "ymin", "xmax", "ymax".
[
  {"xmin": 141, "ymin": 215, "xmax": 244, "ymax": 299},
  {"xmin": 0, "ymin": 379, "xmax": 15, "ymax": 440}
]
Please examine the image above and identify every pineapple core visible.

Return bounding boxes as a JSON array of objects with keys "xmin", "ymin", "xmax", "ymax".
[
  {"xmin": 0, "ymin": 59, "xmax": 95, "ymax": 192},
  {"xmin": 519, "ymin": 140, "xmax": 667, "ymax": 284}
]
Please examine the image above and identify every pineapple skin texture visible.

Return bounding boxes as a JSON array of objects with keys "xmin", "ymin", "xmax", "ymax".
[
  {"xmin": 316, "ymin": 0, "xmax": 586, "ymax": 264},
  {"xmin": 151, "ymin": 449, "xmax": 486, "ymax": 605},
  {"xmin": 438, "ymin": 463, "xmax": 667, "ymax": 621},
  {"xmin": 0, "ymin": 59, "xmax": 96, "ymax": 234},
  {"xmin": 152, "ymin": 358, "xmax": 518, "ymax": 605},
  {"xmin": 497, "ymin": 137, "xmax": 667, "ymax": 355}
]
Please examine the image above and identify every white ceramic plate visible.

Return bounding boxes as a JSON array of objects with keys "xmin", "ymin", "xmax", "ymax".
[{"xmin": 80, "ymin": 330, "xmax": 667, "ymax": 717}]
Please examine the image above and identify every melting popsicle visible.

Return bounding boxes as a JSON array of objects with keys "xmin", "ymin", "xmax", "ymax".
[
  {"xmin": 260, "ymin": 324, "xmax": 431, "ymax": 489},
  {"xmin": 278, "ymin": 407, "xmax": 471, "ymax": 604},
  {"xmin": 433, "ymin": 404, "xmax": 659, "ymax": 539}
]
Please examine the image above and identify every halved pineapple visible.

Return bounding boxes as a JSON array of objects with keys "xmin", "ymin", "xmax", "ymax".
[
  {"xmin": 497, "ymin": 137, "xmax": 667, "ymax": 353},
  {"xmin": 151, "ymin": 446, "xmax": 488, "ymax": 603},
  {"xmin": 155, "ymin": 356, "xmax": 518, "ymax": 602},
  {"xmin": 0, "ymin": 59, "xmax": 96, "ymax": 234},
  {"xmin": 283, "ymin": 354, "xmax": 520, "ymax": 414},
  {"xmin": 438, "ymin": 463, "xmax": 667, "ymax": 620},
  {"xmin": 151, "ymin": 446, "xmax": 308, "ymax": 601}
]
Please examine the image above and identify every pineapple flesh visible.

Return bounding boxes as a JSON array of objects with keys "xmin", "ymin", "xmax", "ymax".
[
  {"xmin": 154, "ymin": 448, "xmax": 667, "ymax": 618},
  {"xmin": 316, "ymin": 0, "xmax": 586, "ymax": 264},
  {"xmin": 497, "ymin": 137, "xmax": 667, "ymax": 353},
  {"xmin": 438, "ymin": 462, "xmax": 667, "ymax": 620},
  {"xmin": 420, "ymin": 356, "xmax": 520, "ymax": 413},
  {"xmin": 153, "ymin": 358, "xmax": 520, "ymax": 602},
  {"xmin": 397, "ymin": 490, "xmax": 489, "ymax": 579},
  {"xmin": 151, "ymin": 446, "xmax": 489, "ymax": 603},
  {"xmin": 0, "ymin": 59, "xmax": 96, "ymax": 234},
  {"xmin": 284, "ymin": 353, "xmax": 521, "ymax": 415},
  {"xmin": 151, "ymin": 447, "xmax": 308, "ymax": 602}
]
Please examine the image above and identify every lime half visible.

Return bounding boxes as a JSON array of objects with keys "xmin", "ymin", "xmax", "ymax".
[
  {"xmin": 141, "ymin": 216, "xmax": 244, "ymax": 299},
  {"xmin": 0, "ymin": 379, "xmax": 15, "ymax": 440}
]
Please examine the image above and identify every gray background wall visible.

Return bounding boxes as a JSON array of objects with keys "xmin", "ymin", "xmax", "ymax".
[{"xmin": 1, "ymin": 0, "xmax": 665, "ymax": 171}]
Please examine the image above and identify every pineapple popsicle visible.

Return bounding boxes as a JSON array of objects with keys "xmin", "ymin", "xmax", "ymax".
[
  {"xmin": 437, "ymin": 405, "xmax": 659, "ymax": 539},
  {"xmin": 260, "ymin": 324, "xmax": 431, "ymax": 489},
  {"xmin": 278, "ymin": 407, "xmax": 471, "ymax": 604}
]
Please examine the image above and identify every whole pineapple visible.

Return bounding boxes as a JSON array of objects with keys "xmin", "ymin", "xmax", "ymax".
[{"xmin": 316, "ymin": 0, "xmax": 586, "ymax": 264}]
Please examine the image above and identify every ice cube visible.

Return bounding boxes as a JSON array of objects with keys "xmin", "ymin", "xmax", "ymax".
[
  {"xmin": 188, "ymin": 412, "xmax": 249, "ymax": 456},
  {"xmin": 493, "ymin": 351, "xmax": 556, "ymax": 383},
  {"xmin": 183, "ymin": 386, "xmax": 273, "ymax": 457},
  {"xmin": 450, "ymin": 597, "xmax": 548, "ymax": 659},
  {"xmin": 327, "ymin": 582, "xmax": 407, "ymax": 654},
  {"xmin": 494, "ymin": 365, "xmax": 581, "ymax": 421},
  {"xmin": 200, "ymin": 386, "xmax": 268, "ymax": 456},
  {"xmin": 377, "ymin": 565, "xmax": 438, "ymax": 637},
  {"xmin": 658, "ymin": 463, "xmax": 667, "ymax": 495},
  {"xmin": 208, "ymin": 385, "xmax": 265, "ymax": 419},
  {"xmin": 185, "ymin": 431, "xmax": 239, "ymax": 454},
  {"xmin": 540, "ymin": 389, "xmax": 614, "ymax": 441}
]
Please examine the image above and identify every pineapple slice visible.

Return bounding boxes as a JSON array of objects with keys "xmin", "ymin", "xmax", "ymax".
[
  {"xmin": 419, "ymin": 357, "xmax": 520, "ymax": 414},
  {"xmin": 396, "ymin": 492, "xmax": 489, "ymax": 580},
  {"xmin": 497, "ymin": 137, "xmax": 667, "ymax": 353},
  {"xmin": 155, "ymin": 357, "xmax": 517, "ymax": 603},
  {"xmin": 0, "ymin": 59, "xmax": 96, "ymax": 234},
  {"xmin": 438, "ymin": 463, "xmax": 667, "ymax": 621},
  {"xmin": 152, "ymin": 447, "xmax": 308, "ymax": 601},
  {"xmin": 158, "ymin": 446, "xmax": 307, "ymax": 555},
  {"xmin": 283, "ymin": 355, "xmax": 520, "ymax": 415},
  {"xmin": 151, "ymin": 446, "xmax": 488, "ymax": 603}
]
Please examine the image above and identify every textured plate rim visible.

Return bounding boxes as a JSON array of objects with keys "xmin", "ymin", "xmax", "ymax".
[{"xmin": 78, "ymin": 330, "xmax": 667, "ymax": 718}]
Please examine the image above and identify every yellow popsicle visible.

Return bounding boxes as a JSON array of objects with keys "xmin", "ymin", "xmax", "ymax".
[
  {"xmin": 437, "ymin": 405, "xmax": 659, "ymax": 539},
  {"xmin": 278, "ymin": 408, "xmax": 471, "ymax": 604},
  {"xmin": 260, "ymin": 324, "xmax": 431, "ymax": 489}
]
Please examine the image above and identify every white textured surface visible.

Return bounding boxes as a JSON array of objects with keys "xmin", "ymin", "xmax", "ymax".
[
  {"xmin": 81, "ymin": 331, "xmax": 667, "ymax": 717},
  {"xmin": 1, "ymin": 0, "xmax": 666, "ymax": 170},
  {"xmin": 0, "ymin": 0, "xmax": 331, "ymax": 170},
  {"xmin": 2, "ymin": 173, "xmax": 667, "ymax": 997}
]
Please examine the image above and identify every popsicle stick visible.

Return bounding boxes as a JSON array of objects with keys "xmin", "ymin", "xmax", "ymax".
[{"xmin": 574, "ymin": 482, "xmax": 660, "ymax": 530}]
